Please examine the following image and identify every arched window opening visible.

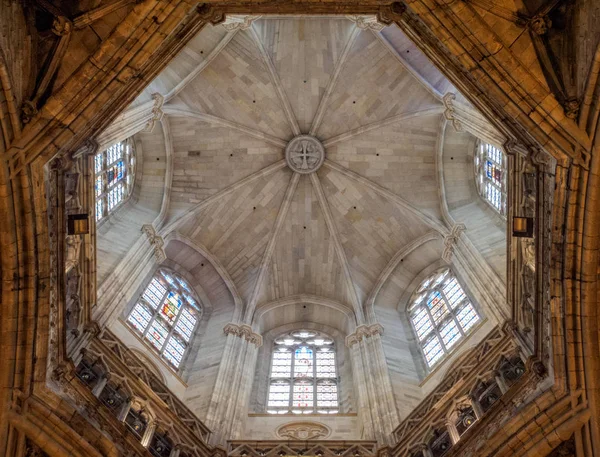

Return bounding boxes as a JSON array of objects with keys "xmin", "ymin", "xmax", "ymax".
[
  {"xmin": 453, "ymin": 404, "xmax": 477, "ymax": 437},
  {"xmin": 75, "ymin": 355, "xmax": 106, "ymax": 390},
  {"xmin": 474, "ymin": 141, "xmax": 506, "ymax": 215},
  {"xmin": 267, "ymin": 330, "xmax": 339, "ymax": 414},
  {"xmin": 149, "ymin": 429, "xmax": 173, "ymax": 457},
  {"xmin": 95, "ymin": 139, "xmax": 136, "ymax": 221},
  {"xmin": 408, "ymin": 268, "xmax": 481, "ymax": 368},
  {"xmin": 126, "ymin": 269, "xmax": 201, "ymax": 370}
]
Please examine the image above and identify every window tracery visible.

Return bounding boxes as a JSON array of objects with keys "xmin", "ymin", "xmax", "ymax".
[
  {"xmin": 474, "ymin": 142, "xmax": 506, "ymax": 215},
  {"xmin": 126, "ymin": 269, "xmax": 201, "ymax": 370},
  {"xmin": 95, "ymin": 139, "xmax": 136, "ymax": 221},
  {"xmin": 267, "ymin": 330, "xmax": 339, "ymax": 414},
  {"xmin": 408, "ymin": 268, "xmax": 481, "ymax": 368}
]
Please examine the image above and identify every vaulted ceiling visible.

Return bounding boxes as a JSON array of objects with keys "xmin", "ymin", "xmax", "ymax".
[{"xmin": 97, "ymin": 16, "xmax": 507, "ymax": 323}]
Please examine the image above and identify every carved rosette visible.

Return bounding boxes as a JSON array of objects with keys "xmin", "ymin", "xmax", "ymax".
[
  {"xmin": 275, "ymin": 421, "xmax": 331, "ymax": 440},
  {"xmin": 224, "ymin": 323, "xmax": 263, "ymax": 347},
  {"xmin": 285, "ymin": 135, "xmax": 325, "ymax": 174},
  {"xmin": 345, "ymin": 323, "xmax": 384, "ymax": 347}
]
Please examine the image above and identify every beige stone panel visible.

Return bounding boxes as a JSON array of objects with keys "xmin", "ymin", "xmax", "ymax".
[
  {"xmin": 326, "ymin": 114, "xmax": 441, "ymax": 219},
  {"xmin": 257, "ymin": 175, "xmax": 351, "ymax": 306},
  {"xmin": 179, "ymin": 168, "xmax": 293, "ymax": 303},
  {"xmin": 442, "ymin": 128, "xmax": 506, "ymax": 280},
  {"xmin": 168, "ymin": 116, "xmax": 284, "ymax": 206},
  {"xmin": 316, "ymin": 29, "xmax": 440, "ymax": 140},
  {"xmin": 317, "ymin": 166, "xmax": 433, "ymax": 304},
  {"xmin": 97, "ymin": 127, "xmax": 167, "ymax": 284},
  {"xmin": 131, "ymin": 24, "xmax": 229, "ymax": 108},
  {"xmin": 172, "ymin": 30, "xmax": 294, "ymax": 140},
  {"xmin": 255, "ymin": 18, "xmax": 355, "ymax": 133}
]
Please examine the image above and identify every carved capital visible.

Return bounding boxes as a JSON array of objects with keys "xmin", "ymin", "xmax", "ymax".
[
  {"xmin": 347, "ymin": 15, "xmax": 387, "ymax": 31},
  {"xmin": 196, "ymin": 4, "xmax": 226, "ymax": 25},
  {"xmin": 442, "ymin": 92, "xmax": 463, "ymax": 131},
  {"xmin": 221, "ymin": 15, "xmax": 261, "ymax": 31},
  {"xmin": 84, "ymin": 320, "xmax": 101, "ymax": 337},
  {"xmin": 223, "ymin": 323, "xmax": 263, "ymax": 347},
  {"xmin": 142, "ymin": 224, "xmax": 166, "ymax": 263},
  {"xmin": 529, "ymin": 15, "xmax": 551, "ymax": 35},
  {"xmin": 563, "ymin": 97, "xmax": 580, "ymax": 120},
  {"xmin": 21, "ymin": 100, "xmax": 38, "ymax": 124},
  {"xmin": 377, "ymin": 2, "xmax": 407, "ymax": 26},
  {"xmin": 143, "ymin": 93, "xmax": 165, "ymax": 132},
  {"xmin": 346, "ymin": 323, "xmax": 384, "ymax": 347},
  {"xmin": 442, "ymin": 223, "xmax": 466, "ymax": 263},
  {"xmin": 52, "ymin": 16, "xmax": 72, "ymax": 36}
]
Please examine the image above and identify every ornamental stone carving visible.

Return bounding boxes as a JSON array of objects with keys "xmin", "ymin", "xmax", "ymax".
[
  {"xmin": 141, "ymin": 224, "xmax": 166, "ymax": 263},
  {"xmin": 275, "ymin": 421, "xmax": 331, "ymax": 440},
  {"xmin": 345, "ymin": 323, "xmax": 384, "ymax": 347},
  {"xmin": 221, "ymin": 15, "xmax": 261, "ymax": 31},
  {"xmin": 285, "ymin": 135, "xmax": 325, "ymax": 174},
  {"xmin": 442, "ymin": 223, "xmax": 466, "ymax": 263},
  {"xmin": 442, "ymin": 93, "xmax": 463, "ymax": 132},
  {"xmin": 143, "ymin": 93, "xmax": 165, "ymax": 133},
  {"xmin": 223, "ymin": 323, "xmax": 263, "ymax": 347},
  {"xmin": 347, "ymin": 15, "xmax": 386, "ymax": 31}
]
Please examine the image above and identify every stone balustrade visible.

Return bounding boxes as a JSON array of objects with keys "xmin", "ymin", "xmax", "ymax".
[{"xmin": 389, "ymin": 326, "xmax": 540, "ymax": 457}]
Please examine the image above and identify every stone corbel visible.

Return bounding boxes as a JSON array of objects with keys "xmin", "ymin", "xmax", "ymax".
[
  {"xmin": 347, "ymin": 15, "xmax": 387, "ymax": 31},
  {"xmin": 442, "ymin": 93, "xmax": 463, "ymax": 132},
  {"xmin": 223, "ymin": 323, "xmax": 263, "ymax": 347},
  {"xmin": 528, "ymin": 15, "xmax": 552, "ymax": 35},
  {"xmin": 221, "ymin": 15, "xmax": 261, "ymax": 31},
  {"xmin": 442, "ymin": 223, "xmax": 466, "ymax": 263},
  {"xmin": 143, "ymin": 93, "xmax": 165, "ymax": 133},
  {"xmin": 345, "ymin": 323, "xmax": 384, "ymax": 347},
  {"xmin": 141, "ymin": 224, "xmax": 166, "ymax": 263}
]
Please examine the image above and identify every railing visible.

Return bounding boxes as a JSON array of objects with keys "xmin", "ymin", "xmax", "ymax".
[
  {"xmin": 390, "ymin": 326, "xmax": 537, "ymax": 457},
  {"xmin": 228, "ymin": 441, "xmax": 379, "ymax": 457},
  {"xmin": 71, "ymin": 328, "xmax": 217, "ymax": 457}
]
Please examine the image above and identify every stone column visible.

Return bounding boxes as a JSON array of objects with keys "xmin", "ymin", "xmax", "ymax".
[
  {"xmin": 205, "ymin": 323, "xmax": 262, "ymax": 446},
  {"xmin": 346, "ymin": 324, "xmax": 399, "ymax": 445}
]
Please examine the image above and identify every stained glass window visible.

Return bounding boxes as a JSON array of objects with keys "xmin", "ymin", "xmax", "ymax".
[
  {"xmin": 126, "ymin": 269, "xmax": 201, "ymax": 370},
  {"xmin": 95, "ymin": 139, "xmax": 136, "ymax": 222},
  {"xmin": 267, "ymin": 330, "xmax": 339, "ymax": 414},
  {"xmin": 408, "ymin": 268, "xmax": 481, "ymax": 368},
  {"xmin": 474, "ymin": 142, "xmax": 506, "ymax": 215}
]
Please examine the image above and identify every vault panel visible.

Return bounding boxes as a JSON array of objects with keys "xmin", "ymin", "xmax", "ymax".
[
  {"xmin": 168, "ymin": 116, "xmax": 284, "ymax": 205},
  {"xmin": 317, "ymin": 166, "xmax": 433, "ymax": 304},
  {"xmin": 326, "ymin": 114, "xmax": 442, "ymax": 220},
  {"xmin": 254, "ymin": 18, "xmax": 355, "ymax": 134},
  {"xmin": 316, "ymin": 30, "xmax": 440, "ymax": 140},
  {"xmin": 173, "ymin": 30, "xmax": 294, "ymax": 140},
  {"xmin": 179, "ymin": 168, "xmax": 293, "ymax": 303},
  {"xmin": 257, "ymin": 174, "xmax": 351, "ymax": 306}
]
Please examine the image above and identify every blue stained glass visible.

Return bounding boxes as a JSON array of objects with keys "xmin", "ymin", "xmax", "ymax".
[
  {"xmin": 443, "ymin": 278, "xmax": 465, "ymax": 309},
  {"xmin": 160, "ymin": 292, "xmax": 182, "ymax": 324},
  {"xmin": 440, "ymin": 319, "xmax": 461, "ymax": 349},
  {"xmin": 95, "ymin": 199, "xmax": 103, "ymax": 221},
  {"xmin": 413, "ymin": 307, "xmax": 433, "ymax": 340},
  {"xmin": 423, "ymin": 335, "xmax": 444, "ymax": 366},
  {"xmin": 94, "ymin": 154, "xmax": 103, "ymax": 173},
  {"xmin": 428, "ymin": 291, "xmax": 448, "ymax": 324},
  {"xmin": 128, "ymin": 303, "xmax": 152, "ymax": 333},
  {"xmin": 117, "ymin": 160, "xmax": 125, "ymax": 180},
  {"xmin": 457, "ymin": 303, "xmax": 479, "ymax": 332},
  {"xmin": 95, "ymin": 176, "xmax": 103, "ymax": 197},
  {"xmin": 146, "ymin": 318, "xmax": 168, "ymax": 350},
  {"xmin": 143, "ymin": 278, "xmax": 166, "ymax": 309},
  {"xmin": 175, "ymin": 307, "xmax": 196, "ymax": 342},
  {"xmin": 164, "ymin": 335, "xmax": 186, "ymax": 367}
]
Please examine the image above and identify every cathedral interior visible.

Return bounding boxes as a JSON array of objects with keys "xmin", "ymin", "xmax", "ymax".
[{"xmin": 0, "ymin": 0, "xmax": 599, "ymax": 456}]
